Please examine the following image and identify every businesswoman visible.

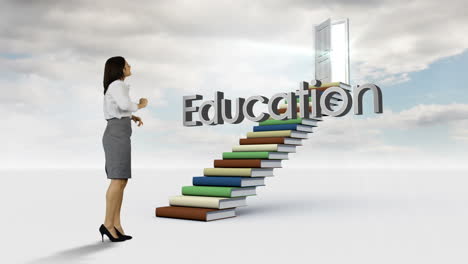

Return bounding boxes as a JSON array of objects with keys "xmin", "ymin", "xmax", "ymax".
[{"xmin": 100, "ymin": 56, "xmax": 148, "ymax": 242}]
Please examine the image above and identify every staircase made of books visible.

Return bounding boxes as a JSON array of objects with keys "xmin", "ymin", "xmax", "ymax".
[{"xmin": 155, "ymin": 82, "xmax": 348, "ymax": 221}]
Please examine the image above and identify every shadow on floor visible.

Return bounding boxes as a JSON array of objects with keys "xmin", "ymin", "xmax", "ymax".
[
  {"xmin": 26, "ymin": 241, "xmax": 118, "ymax": 264},
  {"xmin": 236, "ymin": 194, "xmax": 372, "ymax": 217}
]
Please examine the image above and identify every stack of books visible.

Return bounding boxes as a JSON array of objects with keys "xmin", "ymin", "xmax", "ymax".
[{"xmin": 155, "ymin": 82, "xmax": 347, "ymax": 221}]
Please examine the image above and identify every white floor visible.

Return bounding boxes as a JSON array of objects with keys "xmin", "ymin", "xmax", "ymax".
[{"xmin": 2, "ymin": 168, "xmax": 467, "ymax": 264}]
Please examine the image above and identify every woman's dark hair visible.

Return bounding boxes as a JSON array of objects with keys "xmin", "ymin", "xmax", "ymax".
[{"xmin": 103, "ymin": 56, "xmax": 126, "ymax": 95}]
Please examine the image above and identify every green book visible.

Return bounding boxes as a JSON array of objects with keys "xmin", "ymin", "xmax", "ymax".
[
  {"xmin": 259, "ymin": 117, "xmax": 319, "ymax": 127},
  {"xmin": 182, "ymin": 186, "xmax": 256, "ymax": 197},
  {"xmin": 259, "ymin": 118, "xmax": 306, "ymax": 126},
  {"xmin": 222, "ymin": 151, "xmax": 288, "ymax": 159}
]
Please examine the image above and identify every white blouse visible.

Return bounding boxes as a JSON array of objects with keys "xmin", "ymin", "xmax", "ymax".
[{"xmin": 103, "ymin": 79, "xmax": 139, "ymax": 120}]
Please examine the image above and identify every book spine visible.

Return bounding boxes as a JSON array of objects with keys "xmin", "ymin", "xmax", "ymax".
[
  {"xmin": 182, "ymin": 186, "xmax": 233, "ymax": 197},
  {"xmin": 253, "ymin": 124, "xmax": 297, "ymax": 132},
  {"xmin": 246, "ymin": 130, "xmax": 292, "ymax": 138},
  {"xmin": 204, "ymin": 168, "xmax": 252, "ymax": 176},
  {"xmin": 232, "ymin": 144, "xmax": 278, "ymax": 152},
  {"xmin": 214, "ymin": 159, "xmax": 263, "ymax": 168},
  {"xmin": 239, "ymin": 137, "xmax": 286, "ymax": 145},
  {"xmin": 192, "ymin": 176, "xmax": 242, "ymax": 187},
  {"xmin": 223, "ymin": 151, "xmax": 269, "ymax": 159},
  {"xmin": 155, "ymin": 206, "xmax": 209, "ymax": 221},
  {"xmin": 169, "ymin": 195, "xmax": 221, "ymax": 209},
  {"xmin": 258, "ymin": 118, "xmax": 304, "ymax": 126}
]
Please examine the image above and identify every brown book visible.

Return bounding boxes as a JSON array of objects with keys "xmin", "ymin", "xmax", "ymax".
[
  {"xmin": 155, "ymin": 206, "xmax": 236, "ymax": 221},
  {"xmin": 240, "ymin": 137, "xmax": 302, "ymax": 146},
  {"xmin": 240, "ymin": 137, "xmax": 287, "ymax": 145},
  {"xmin": 278, "ymin": 106, "xmax": 312, "ymax": 114},
  {"xmin": 214, "ymin": 159, "xmax": 281, "ymax": 168}
]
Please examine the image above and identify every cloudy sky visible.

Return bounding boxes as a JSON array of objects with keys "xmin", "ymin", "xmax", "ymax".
[{"xmin": 1, "ymin": 0, "xmax": 467, "ymax": 169}]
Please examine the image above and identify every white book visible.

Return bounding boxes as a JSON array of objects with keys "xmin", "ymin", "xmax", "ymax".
[
  {"xmin": 232, "ymin": 144, "xmax": 296, "ymax": 153},
  {"xmin": 246, "ymin": 130, "xmax": 308, "ymax": 139},
  {"xmin": 169, "ymin": 195, "xmax": 247, "ymax": 209},
  {"xmin": 204, "ymin": 168, "xmax": 275, "ymax": 177}
]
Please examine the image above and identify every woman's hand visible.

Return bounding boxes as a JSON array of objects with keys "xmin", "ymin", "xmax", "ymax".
[
  {"xmin": 131, "ymin": 115, "xmax": 144, "ymax": 127},
  {"xmin": 138, "ymin": 98, "xmax": 148, "ymax": 109}
]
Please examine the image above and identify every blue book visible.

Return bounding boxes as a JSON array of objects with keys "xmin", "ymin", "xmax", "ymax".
[
  {"xmin": 193, "ymin": 176, "xmax": 265, "ymax": 187},
  {"xmin": 253, "ymin": 123, "xmax": 313, "ymax": 133}
]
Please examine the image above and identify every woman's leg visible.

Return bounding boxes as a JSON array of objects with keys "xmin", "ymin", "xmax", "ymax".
[
  {"xmin": 104, "ymin": 179, "xmax": 126, "ymax": 238},
  {"xmin": 114, "ymin": 179, "xmax": 128, "ymax": 234}
]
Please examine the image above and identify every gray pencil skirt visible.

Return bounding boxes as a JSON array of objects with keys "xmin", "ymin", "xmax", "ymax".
[{"xmin": 102, "ymin": 116, "xmax": 132, "ymax": 179}]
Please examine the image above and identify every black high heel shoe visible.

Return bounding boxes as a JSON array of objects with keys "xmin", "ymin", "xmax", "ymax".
[
  {"xmin": 115, "ymin": 227, "xmax": 133, "ymax": 240},
  {"xmin": 99, "ymin": 224, "xmax": 125, "ymax": 242}
]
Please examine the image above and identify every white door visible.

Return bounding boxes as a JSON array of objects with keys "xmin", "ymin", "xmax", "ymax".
[
  {"xmin": 330, "ymin": 18, "xmax": 350, "ymax": 85},
  {"xmin": 314, "ymin": 18, "xmax": 331, "ymax": 83}
]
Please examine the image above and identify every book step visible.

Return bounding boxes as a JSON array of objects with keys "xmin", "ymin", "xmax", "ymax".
[
  {"xmin": 182, "ymin": 185, "xmax": 257, "ymax": 197},
  {"xmin": 154, "ymin": 110, "xmax": 329, "ymax": 221},
  {"xmin": 223, "ymin": 151, "xmax": 289, "ymax": 160},
  {"xmin": 259, "ymin": 117, "xmax": 321, "ymax": 126},
  {"xmin": 169, "ymin": 195, "xmax": 248, "ymax": 209},
  {"xmin": 193, "ymin": 176, "xmax": 266, "ymax": 187},
  {"xmin": 232, "ymin": 144, "xmax": 296, "ymax": 153},
  {"xmin": 253, "ymin": 124, "xmax": 314, "ymax": 133},
  {"xmin": 214, "ymin": 159, "xmax": 282, "ymax": 168},
  {"xmin": 239, "ymin": 137, "xmax": 303, "ymax": 145},
  {"xmin": 156, "ymin": 206, "xmax": 236, "ymax": 221},
  {"xmin": 204, "ymin": 168, "xmax": 274, "ymax": 177},
  {"xmin": 247, "ymin": 130, "xmax": 308, "ymax": 139}
]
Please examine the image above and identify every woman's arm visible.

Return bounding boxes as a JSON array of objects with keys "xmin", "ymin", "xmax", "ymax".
[{"xmin": 111, "ymin": 82, "xmax": 139, "ymax": 112}]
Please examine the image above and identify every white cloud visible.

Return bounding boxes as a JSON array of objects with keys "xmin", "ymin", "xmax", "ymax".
[
  {"xmin": 1, "ymin": 0, "xmax": 468, "ymax": 169},
  {"xmin": 450, "ymin": 120, "xmax": 468, "ymax": 143},
  {"xmin": 367, "ymin": 103, "xmax": 468, "ymax": 128},
  {"xmin": 285, "ymin": 103, "xmax": 468, "ymax": 169},
  {"xmin": 1, "ymin": 0, "xmax": 467, "ymax": 91},
  {"xmin": 3, "ymin": 102, "xmax": 468, "ymax": 169}
]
